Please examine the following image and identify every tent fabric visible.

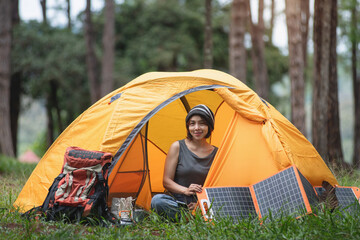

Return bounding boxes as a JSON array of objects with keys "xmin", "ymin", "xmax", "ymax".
[
  {"xmin": 14, "ymin": 69, "xmax": 338, "ymax": 212},
  {"xmin": 213, "ymin": 88, "xmax": 267, "ymax": 123}
]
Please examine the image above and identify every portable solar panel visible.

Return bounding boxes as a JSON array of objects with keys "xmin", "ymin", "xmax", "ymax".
[
  {"xmin": 197, "ymin": 187, "xmax": 257, "ymax": 221},
  {"xmin": 197, "ymin": 165, "xmax": 319, "ymax": 222},
  {"xmin": 298, "ymin": 170, "xmax": 319, "ymax": 206},
  {"xmin": 253, "ymin": 166, "xmax": 316, "ymax": 219},
  {"xmin": 314, "ymin": 186, "xmax": 360, "ymax": 214}
]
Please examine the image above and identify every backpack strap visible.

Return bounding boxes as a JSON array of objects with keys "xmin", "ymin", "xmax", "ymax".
[
  {"xmin": 42, "ymin": 173, "xmax": 66, "ymax": 212},
  {"xmin": 82, "ymin": 162, "xmax": 111, "ymax": 217}
]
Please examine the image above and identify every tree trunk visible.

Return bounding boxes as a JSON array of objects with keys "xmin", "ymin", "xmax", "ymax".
[
  {"xmin": 50, "ymin": 80, "xmax": 63, "ymax": 133},
  {"xmin": 101, "ymin": 0, "xmax": 115, "ymax": 97},
  {"xmin": 312, "ymin": 0, "xmax": 331, "ymax": 161},
  {"xmin": 85, "ymin": 0, "xmax": 101, "ymax": 103},
  {"xmin": 46, "ymin": 94, "xmax": 54, "ymax": 148},
  {"xmin": 285, "ymin": 0, "xmax": 306, "ymax": 135},
  {"xmin": 327, "ymin": 0, "xmax": 344, "ymax": 168},
  {"xmin": 40, "ymin": 0, "xmax": 58, "ymax": 147},
  {"xmin": 203, "ymin": 0, "xmax": 213, "ymax": 69},
  {"xmin": 313, "ymin": 0, "xmax": 330, "ymax": 161},
  {"xmin": 313, "ymin": 0, "xmax": 345, "ymax": 169},
  {"xmin": 269, "ymin": 0, "xmax": 275, "ymax": 45},
  {"xmin": 351, "ymin": 1, "xmax": 360, "ymax": 168},
  {"xmin": 247, "ymin": 0, "xmax": 269, "ymax": 100},
  {"xmin": 10, "ymin": 72, "xmax": 21, "ymax": 156},
  {"xmin": 10, "ymin": 0, "xmax": 20, "ymax": 156},
  {"xmin": 300, "ymin": 0, "xmax": 310, "ymax": 69},
  {"xmin": 66, "ymin": 0, "xmax": 71, "ymax": 30},
  {"xmin": 0, "ymin": 0, "xmax": 15, "ymax": 157},
  {"xmin": 229, "ymin": 0, "xmax": 248, "ymax": 83},
  {"xmin": 40, "ymin": 0, "xmax": 47, "ymax": 25},
  {"xmin": 258, "ymin": 0, "xmax": 264, "ymax": 30},
  {"xmin": 11, "ymin": 0, "xmax": 20, "ymax": 24},
  {"xmin": 354, "ymin": 73, "xmax": 360, "ymax": 167}
]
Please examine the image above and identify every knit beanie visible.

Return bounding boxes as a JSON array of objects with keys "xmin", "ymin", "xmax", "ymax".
[{"xmin": 185, "ymin": 104, "xmax": 215, "ymax": 131}]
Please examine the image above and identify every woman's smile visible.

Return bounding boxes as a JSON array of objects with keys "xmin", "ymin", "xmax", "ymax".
[{"xmin": 188, "ymin": 115, "xmax": 209, "ymax": 139}]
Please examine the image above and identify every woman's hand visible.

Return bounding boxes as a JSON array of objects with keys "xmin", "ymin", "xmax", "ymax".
[
  {"xmin": 187, "ymin": 202, "xmax": 197, "ymax": 210},
  {"xmin": 184, "ymin": 183, "xmax": 202, "ymax": 196}
]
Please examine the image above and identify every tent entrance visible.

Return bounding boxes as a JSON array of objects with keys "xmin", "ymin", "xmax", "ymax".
[
  {"xmin": 107, "ymin": 88, "xmax": 236, "ymax": 208},
  {"xmin": 109, "ymin": 84, "xmax": 230, "ymax": 172},
  {"xmin": 108, "ymin": 123, "xmax": 150, "ymax": 202}
]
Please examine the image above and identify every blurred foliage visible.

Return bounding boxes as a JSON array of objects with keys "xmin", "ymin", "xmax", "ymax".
[
  {"xmin": 0, "ymin": 155, "xmax": 36, "ymax": 176},
  {"xmin": 12, "ymin": 0, "xmax": 290, "ymax": 154},
  {"xmin": 337, "ymin": 0, "xmax": 360, "ymax": 81},
  {"xmin": 265, "ymin": 43, "xmax": 288, "ymax": 104},
  {"xmin": 30, "ymin": 132, "xmax": 48, "ymax": 158},
  {"xmin": 12, "ymin": 0, "xmax": 289, "ymax": 112},
  {"xmin": 12, "ymin": 21, "xmax": 90, "ymax": 126},
  {"xmin": 245, "ymin": 43, "xmax": 289, "ymax": 105},
  {"xmin": 338, "ymin": 0, "xmax": 360, "ymax": 89},
  {"xmin": 338, "ymin": 0, "xmax": 360, "ymax": 56},
  {"xmin": 337, "ymin": 0, "xmax": 359, "ymax": 163},
  {"xmin": 113, "ymin": 0, "xmax": 204, "ymax": 80}
]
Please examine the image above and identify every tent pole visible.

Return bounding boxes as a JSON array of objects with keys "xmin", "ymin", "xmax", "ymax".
[
  {"xmin": 180, "ymin": 96, "xmax": 191, "ymax": 112},
  {"xmin": 134, "ymin": 122, "xmax": 150, "ymax": 204}
]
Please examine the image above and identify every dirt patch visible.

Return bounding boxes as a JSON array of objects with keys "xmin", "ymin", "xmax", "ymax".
[
  {"xmin": 1, "ymin": 222, "xmax": 23, "ymax": 230},
  {"xmin": 151, "ymin": 230, "xmax": 161, "ymax": 236},
  {"xmin": 1, "ymin": 221, "xmax": 90, "ymax": 235}
]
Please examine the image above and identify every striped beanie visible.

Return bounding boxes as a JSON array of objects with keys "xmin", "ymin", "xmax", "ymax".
[{"xmin": 185, "ymin": 104, "xmax": 215, "ymax": 130}]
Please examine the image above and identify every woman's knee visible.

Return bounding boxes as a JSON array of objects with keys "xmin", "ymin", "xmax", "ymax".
[
  {"xmin": 151, "ymin": 194, "xmax": 173, "ymax": 209},
  {"xmin": 151, "ymin": 194, "xmax": 181, "ymax": 220}
]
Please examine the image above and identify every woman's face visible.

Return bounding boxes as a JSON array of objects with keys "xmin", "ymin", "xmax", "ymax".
[{"xmin": 188, "ymin": 115, "xmax": 209, "ymax": 140}]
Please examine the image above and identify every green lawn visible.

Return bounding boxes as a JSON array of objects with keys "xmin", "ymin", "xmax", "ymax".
[{"xmin": 1, "ymin": 155, "xmax": 360, "ymax": 239}]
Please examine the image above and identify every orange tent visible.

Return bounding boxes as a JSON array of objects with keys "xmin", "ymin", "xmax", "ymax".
[{"xmin": 14, "ymin": 69, "xmax": 337, "ymax": 212}]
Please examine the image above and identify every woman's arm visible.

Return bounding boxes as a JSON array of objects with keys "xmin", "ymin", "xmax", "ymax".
[{"xmin": 163, "ymin": 141, "xmax": 202, "ymax": 196}]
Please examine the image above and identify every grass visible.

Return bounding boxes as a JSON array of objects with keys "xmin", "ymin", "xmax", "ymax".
[
  {"xmin": 1, "ymin": 155, "xmax": 360, "ymax": 239},
  {"xmin": 0, "ymin": 155, "xmax": 37, "ymax": 209}
]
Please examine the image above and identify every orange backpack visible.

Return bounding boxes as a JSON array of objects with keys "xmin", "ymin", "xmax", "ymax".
[{"xmin": 40, "ymin": 147, "xmax": 115, "ymax": 224}]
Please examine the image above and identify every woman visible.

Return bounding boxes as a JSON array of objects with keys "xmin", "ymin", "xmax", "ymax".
[{"xmin": 151, "ymin": 104, "xmax": 218, "ymax": 220}]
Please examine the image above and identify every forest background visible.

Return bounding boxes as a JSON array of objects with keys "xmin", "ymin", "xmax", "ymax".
[{"xmin": 0, "ymin": 0, "xmax": 359, "ymax": 170}]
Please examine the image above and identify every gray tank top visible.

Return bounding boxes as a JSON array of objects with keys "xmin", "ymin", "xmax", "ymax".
[{"xmin": 172, "ymin": 139, "xmax": 218, "ymax": 203}]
